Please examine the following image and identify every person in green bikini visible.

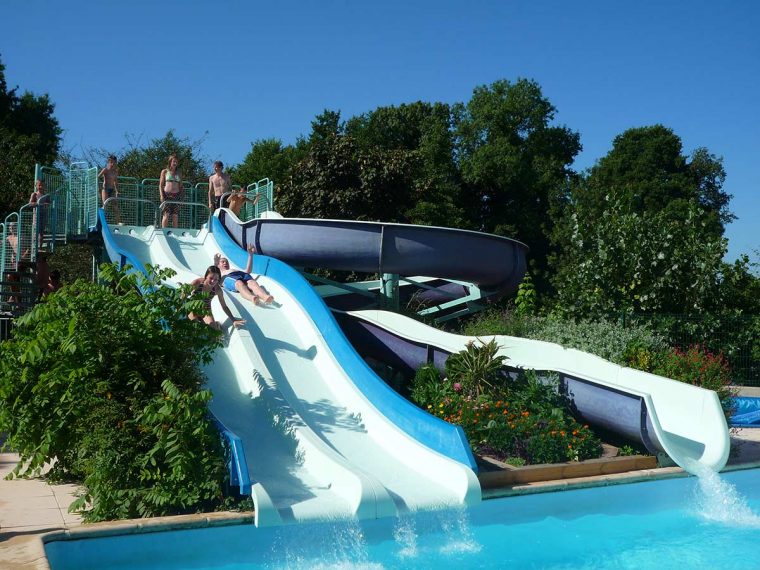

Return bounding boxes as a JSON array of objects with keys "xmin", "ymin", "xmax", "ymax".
[{"xmin": 159, "ymin": 153, "xmax": 183, "ymax": 228}]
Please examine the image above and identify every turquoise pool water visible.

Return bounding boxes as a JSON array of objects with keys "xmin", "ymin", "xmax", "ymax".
[{"xmin": 46, "ymin": 468, "xmax": 760, "ymax": 570}]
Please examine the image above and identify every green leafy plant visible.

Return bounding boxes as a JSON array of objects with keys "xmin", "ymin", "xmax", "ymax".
[
  {"xmin": 514, "ymin": 273, "xmax": 537, "ymax": 317},
  {"xmin": 444, "ymin": 338, "xmax": 507, "ymax": 398},
  {"xmin": 0, "ymin": 263, "xmax": 233, "ymax": 522}
]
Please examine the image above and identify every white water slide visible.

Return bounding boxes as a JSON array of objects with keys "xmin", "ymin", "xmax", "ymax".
[
  {"xmin": 340, "ymin": 309, "xmax": 731, "ymax": 473},
  {"xmin": 100, "ymin": 214, "xmax": 480, "ymax": 527}
]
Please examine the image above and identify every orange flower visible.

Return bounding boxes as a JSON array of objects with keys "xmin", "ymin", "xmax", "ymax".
[
  {"xmin": 521, "ymin": 411, "xmax": 529, "ymax": 417},
  {"xmin": 560, "ymin": 431, "xmax": 566, "ymax": 437}
]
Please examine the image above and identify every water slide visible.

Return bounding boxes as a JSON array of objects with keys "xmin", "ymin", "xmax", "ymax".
[
  {"xmin": 336, "ymin": 309, "xmax": 731, "ymax": 473},
  {"xmin": 99, "ymin": 211, "xmax": 481, "ymax": 527},
  {"xmin": 213, "ymin": 211, "xmax": 730, "ymax": 473}
]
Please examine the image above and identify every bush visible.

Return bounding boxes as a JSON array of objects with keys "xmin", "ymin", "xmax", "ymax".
[
  {"xmin": 410, "ymin": 342, "xmax": 603, "ymax": 465},
  {"xmin": 0, "ymin": 263, "xmax": 231, "ymax": 522},
  {"xmin": 444, "ymin": 338, "xmax": 507, "ymax": 398},
  {"xmin": 426, "ymin": 392, "xmax": 601, "ymax": 464},
  {"xmin": 460, "ymin": 309, "xmax": 667, "ymax": 370},
  {"xmin": 653, "ymin": 344, "xmax": 737, "ymax": 420}
]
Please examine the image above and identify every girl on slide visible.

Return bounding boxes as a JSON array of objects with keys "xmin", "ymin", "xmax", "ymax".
[
  {"xmin": 215, "ymin": 244, "xmax": 275, "ymax": 305},
  {"xmin": 188, "ymin": 265, "xmax": 246, "ymax": 330}
]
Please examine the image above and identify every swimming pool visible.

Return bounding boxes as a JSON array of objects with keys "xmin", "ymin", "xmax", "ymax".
[{"xmin": 46, "ymin": 468, "xmax": 760, "ymax": 570}]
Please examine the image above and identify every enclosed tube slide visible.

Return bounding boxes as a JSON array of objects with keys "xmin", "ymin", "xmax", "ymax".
[{"xmin": 216, "ymin": 211, "xmax": 529, "ymax": 295}]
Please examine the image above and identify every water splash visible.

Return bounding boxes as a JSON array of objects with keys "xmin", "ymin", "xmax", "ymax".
[
  {"xmin": 686, "ymin": 459, "xmax": 760, "ymax": 528},
  {"xmin": 268, "ymin": 518, "xmax": 384, "ymax": 570},
  {"xmin": 392, "ymin": 515, "xmax": 418, "ymax": 559},
  {"xmin": 437, "ymin": 506, "xmax": 482, "ymax": 555}
]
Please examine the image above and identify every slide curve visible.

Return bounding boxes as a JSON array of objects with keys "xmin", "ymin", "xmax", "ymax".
[
  {"xmin": 99, "ymin": 211, "xmax": 480, "ymax": 526},
  {"xmin": 340, "ymin": 309, "xmax": 731, "ymax": 474}
]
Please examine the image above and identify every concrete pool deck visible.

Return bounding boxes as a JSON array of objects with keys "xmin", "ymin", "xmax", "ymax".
[{"xmin": 2, "ymin": 414, "xmax": 760, "ymax": 568}]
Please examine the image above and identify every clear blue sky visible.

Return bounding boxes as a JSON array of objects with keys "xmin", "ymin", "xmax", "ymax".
[{"xmin": 3, "ymin": 0, "xmax": 758, "ymax": 261}]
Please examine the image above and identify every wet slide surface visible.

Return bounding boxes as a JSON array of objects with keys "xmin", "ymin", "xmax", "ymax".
[{"xmin": 100, "ymin": 214, "xmax": 480, "ymax": 526}]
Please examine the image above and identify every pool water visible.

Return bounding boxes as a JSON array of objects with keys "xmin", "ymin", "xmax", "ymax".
[{"xmin": 46, "ymin": 468, "xmax": 760, "ymax": 570}]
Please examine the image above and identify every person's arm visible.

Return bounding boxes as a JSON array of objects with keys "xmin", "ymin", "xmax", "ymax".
[
  {"xmin": 114, "ymin": 168, "xmax": 119, "ymax": 194},
  {"xmin": 29, "ymin": 192, "xmax": 37, "ymax": 205},
  {"xmin": 244, "ymin": 244, "xmax": 254, "ymax": 274},
  {"xmin": 208, "ymin": 177, "xmax": 214, "ymax": 208},
  {"xmin": 217, "ymin": 289, "xmax": 245, "ymax": 327},
  {"xmin": 159, "ymin": 170, "xmax": 166, "ymax": 201}
]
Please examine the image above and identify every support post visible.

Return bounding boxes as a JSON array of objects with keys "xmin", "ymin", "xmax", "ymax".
[{"xmin": 380, "ymin": 272, "xmax": 399, "ymax": 310}]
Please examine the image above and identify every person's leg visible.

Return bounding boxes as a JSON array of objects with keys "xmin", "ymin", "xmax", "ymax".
[
  {"xmin": 234, "ymin": 279, "xmax": 259, "ymax": 303},
  {"xmin": 162, "ymin": 209, "xmax": 169, "ymax": 228},
  {"xmin": 245, "ymin": 279, "xmax": 274, "ymax": 303}
]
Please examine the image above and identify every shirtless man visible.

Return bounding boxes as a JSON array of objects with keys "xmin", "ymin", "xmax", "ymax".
[
  {"xmin": 99, "ymin": 155, "xmax": 121, "ymax": 223},
  {"xmin": 208, "ymin": 161, "xmax": 232, "ymax": 212}
]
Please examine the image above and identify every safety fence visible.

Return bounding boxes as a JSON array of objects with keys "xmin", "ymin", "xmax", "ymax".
[
  {"xmin": 0, "ymin": 163, "xmax": 275, "ymax": 318},
  {"xmin": 621, "ymin": 313, "xmax": 760, "ymax": 386}
]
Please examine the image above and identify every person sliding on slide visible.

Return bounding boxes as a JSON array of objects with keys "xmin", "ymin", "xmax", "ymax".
[{"xmin": 215, "ymin": 244, "xmax": 275, "ymax": 305}]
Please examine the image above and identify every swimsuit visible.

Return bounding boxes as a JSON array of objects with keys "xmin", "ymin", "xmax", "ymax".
[
  {"xmin": 223, "ymin": 270, "xmax": 255, "ymax": 292},
  {"xmin": 213, "ymin": 195, "xmax": 230, "ymax": 211},
  {"xmin": 194, "ymin": 282, "xmax": 218, "ymax": 311},
  {"xmin": 163, "ymin": 171, "xmax": 183, "ymax": 216}
]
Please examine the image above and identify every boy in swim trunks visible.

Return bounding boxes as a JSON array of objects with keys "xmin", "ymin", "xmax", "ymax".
[
  {"xmin": 99, "ymin": 155, "xmax": 121, "ymax": 224},
  {"xmin": 208, "ymin": 161, "xmax": 232, "ymax": 212},
  {"xmin": 215, "ymin": 244, "xmax": 274, "ymax": 305}
]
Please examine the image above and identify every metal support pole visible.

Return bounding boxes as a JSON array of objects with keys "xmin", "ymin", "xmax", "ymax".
[{"xmin": 380, "ymin": 273, "xmax": 400, "ymax": 310}]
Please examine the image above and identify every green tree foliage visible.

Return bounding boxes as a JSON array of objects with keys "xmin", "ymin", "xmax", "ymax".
[
  {"xmin": 555, "ymin": 199, "xmax": 727, "ymax": 316},
  {"xmin": 229, "ymin": 137, "xmax": 307, "ymax": 190},
  {"xmin": 552, "ymin": 125, "xmax": 742, "ymax": 318},
  {"xmin": 345, "ymin": 102, "xmax": 465, "ymax": 227},
  {"xmin": 0, "ymin": 264, "xmax": 230, "ymax": 522},
  {"xmin": 453, "ymin": 79, "xmax": 582, "ymax": 289},
  {"xmin": 0, "ymin": 56, "xmax": 62, "ymax": 218},
  {"xmin": 276, "ymin": 134, "xmax": 417, "ymax": 222},
  {"xmin": 569, "ymin": 125, "xmax": 733, "ymax": 237}
]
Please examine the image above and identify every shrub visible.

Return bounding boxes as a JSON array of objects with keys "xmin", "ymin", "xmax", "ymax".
[
  {"xmin": 0, "ymin": 263, "xmax": 231, "ymax": 522},
  {"xmin": 529, "ymin": 317, "xmax": 668, "ymax": 367},
  {"xmin": 410, "ymin": 340, "xmax": 603, "ymax": 465},
  {"xmin": 459, "ymin": 309, "xmax": 667, "ymax": 370},
  {"xmin": 444, "ymin": 338, "xmax": 507, "ymax": 398},
  {"xmin": 653, "ymin": 344, "xmax": 737, "ymax": 420}
]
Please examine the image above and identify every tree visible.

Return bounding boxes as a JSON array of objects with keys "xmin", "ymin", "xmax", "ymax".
[
  {"xmin": 572, "ymin": 125, "xmax": 733, "ymax": 237},
  {"xmin": 554, "ymin": 199, "xmax": 727, "ymax": 316},
  {"xmin": 453, "ymin": 79, "xmax": 581, "ymax": 291},
  {"xmin": 229, "ymin": 137, "xmax": 307, "ymax": 191},
  {"xmin": 276, "ymin": 134, "xmax": 417, "ymax": 223},
  {"xmin": 0, "ymin": 264, "xmax": 230, "ymax": 522},
  {"xmin": 345, "ymin": 102, "xmax": 466, "ymax": 227},
  {"xmin": 0, "ymin": 55, "xmax": 62, "ymax": 219}
]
